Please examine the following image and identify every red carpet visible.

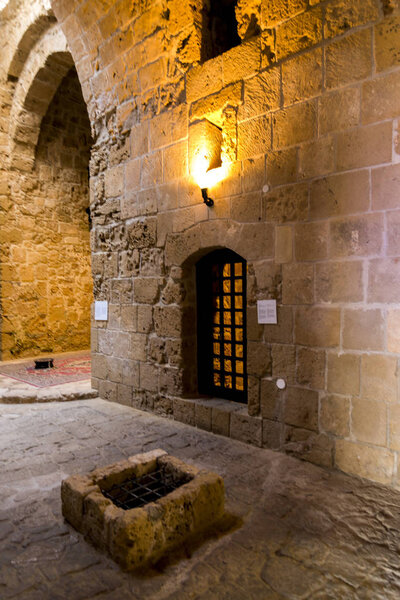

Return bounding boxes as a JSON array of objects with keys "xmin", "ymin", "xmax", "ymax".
[{"xmin": 0, "ymin": 353, "xmax": 91, "ymax": 388}]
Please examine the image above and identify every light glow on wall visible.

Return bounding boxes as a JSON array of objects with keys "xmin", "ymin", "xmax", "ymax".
[
  {"xmin": 0, "ymin": 0, "xmax": 10, "ymax": 10},
  {"xmin": 191, "ymin": 149, "xmax": 229, "ymax": 190}
]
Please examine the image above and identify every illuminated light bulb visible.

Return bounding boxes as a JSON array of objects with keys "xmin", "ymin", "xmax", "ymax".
[
  {"xmin": 191, "ymin": 146, "xmax": 230, "ymax": 207},
  {"xmin": 192, "ymin": 150, "xmax": 210, "ymax": 188},
  {"xmin": 0, "ymin": 0, "xmax": 9, "ymax": 10},
  {"xmin": 200, "ymin": 163, "xmax": 229, "ymax": 189}
]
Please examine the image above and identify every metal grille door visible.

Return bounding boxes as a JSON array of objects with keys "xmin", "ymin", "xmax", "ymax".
[{"xmin": 197, "ymin": 249, "xmax": 247, "ymax": 403}]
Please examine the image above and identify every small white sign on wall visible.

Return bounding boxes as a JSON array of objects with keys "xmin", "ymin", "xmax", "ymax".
[
  {"xmin": 95, "ymin": 300, "xmax": 108, "ymax": 321},
  {"xmin": 257, "ymin": 300, "xmax": 277, "ymax": 325}
]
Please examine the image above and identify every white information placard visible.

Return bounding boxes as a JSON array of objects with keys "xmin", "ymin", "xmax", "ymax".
[
  {"xmin": 257, "ymin": 300, "xmax": 277, "ymax": 324},
  {"xmin": 95, "ymin": 300, "xmax": 108, "ymax": 321}
]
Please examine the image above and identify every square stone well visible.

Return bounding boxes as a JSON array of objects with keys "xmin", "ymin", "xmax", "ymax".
[{"xmin": 61, "ymin": 449, "xmax": 225, "ymax": 569}]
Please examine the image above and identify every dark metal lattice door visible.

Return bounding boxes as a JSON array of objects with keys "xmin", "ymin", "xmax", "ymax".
[{"xmin": 196, "ymin": 249, "xmax": 247, "ymax": 403}]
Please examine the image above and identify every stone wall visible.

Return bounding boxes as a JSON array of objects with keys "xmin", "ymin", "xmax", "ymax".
[
  {"xmin": 3, "ymin": 0, "xmax": 400, "ymax": 486},
  {"xmin": 1, "ymin": 59, "xmax": 92, "ymax": 357}
]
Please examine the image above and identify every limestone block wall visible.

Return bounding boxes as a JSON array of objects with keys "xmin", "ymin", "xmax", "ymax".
[
  {"xmin": 1, "ymin": 66, "xmax": 92, "ymax": 358},
  {"xmin": 48, "ymin": 0, "xmax": 400, "ymax": 487}
]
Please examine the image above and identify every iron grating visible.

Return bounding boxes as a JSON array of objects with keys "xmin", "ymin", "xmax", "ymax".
[{"xmin": 101, "ymin": 468, "xmax": 188, "ymax": 510}]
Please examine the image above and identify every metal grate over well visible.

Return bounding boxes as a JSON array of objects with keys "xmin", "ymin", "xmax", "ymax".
[{"xmin": 101, "ymin": 468, "xmax": 187, "ymax": 510}]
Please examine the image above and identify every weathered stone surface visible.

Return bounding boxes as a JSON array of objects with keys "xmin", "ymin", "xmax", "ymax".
[
  {"xmin": 324, "ymin": 0, "xmax": 380, "ymax": 39},
  {"xmin": 6, "ymin": 0, "xmax": 400, "ymax": 501},
  {"xmin": 186, "ymin": 57, "xmax": 223, "ymax": 104},
  {"xmin": 389, "ymin": 404, "xmax": 400, "ymax": 451},
  {"xmin": 388, "ymin": 310, "xmax": 400, "ymax": 353},
  {"xmin": 368, "ymin": 258, "xmax": 400, "ymax": 303},
  {"xmin": 362, "ymin": 70, "xmax": 400, "ymax": 125},
  {"xmin": 1, "ymin": 68, "xmax": 92, "ymax": 359},
  {"xmin": 336, "ymin": 122, "xmax": 392, "ymax": 170},
  {"xmin": 352, "ymin": 397, "xmax": 387, "ymax": 447},
  {"xmin": 310, "ymin": 170, "xmax": 370, "ymax": 219},
  {"xmin": 284, "ymin": 386, "xmax": 319, "ymax": 431},
  {"xmin": 335, "ymin": 439, "xmax": 395, "ymax": 485},
  {"xmin": 282, "ymin": 48, "xmax": 322, "ymax": 106},
  {"xmin": 262, "ymin": 418, "xmax": 282, "ymax": 449},
  {"xmin": 329, "ymin": 214, "xmax": 383, "ymax": 258},
  {"xmin": 273, "ymin": 100, "xmax": 317, "ymax": 149},
  {"xmin": 298, "ymin": 135, "xmax": 335, "ymax": 179},
  {"xmin": 343, "ymin": 309, "xmax": 385, "ymax": 351},
  {"xmin": 318, "ymin": 87, "xmax": 360, "ymax": 134},
  {"xmin": 326, "ymin": 29, "xmax": 372, "ymax": 90},
  {"xmin": 230, "ymin": 410, "xmax": 262, "ymax": 446},
  {"xmin": 247, "ymin": 342, "xmax": 271, "ymax": 380},
  {"xmin": 375, "ymin": 14, "xmax": 400, "ymax": 72},
  {"xmin": 275, "ymin": 225, "xmax": 293, "ymax": 264},
  {"xmin": 372, "ymin": 163, "xmax": 400, "ymax": 210},
  {"xmin": 264, "ymin": 306, "xmax": 294, "ymax": 344},
  {"xmin": 387, "ymin": 210, "xmax": 400, "ymax": 256},
  {"xmin": 237, "ymin": 115, "xmax": 271, "ymax": 160},
  {"xmin": 260, "ymin": 378, "xmax": 280, "ymax": 420},
  {"xmin": 361, "ymin": 354, "xmax": 398, "ymax": 403},
  {"xmin": 320, "ymin": 394, "xmax": 350, "ymax": 437},
  {"xmin": 282, "ymin": 263, "xmax": 314, "ymax": 305},
  {"xmin": 275, "ymin": 6, "xmax": 323, "ymax": 60},
  {"xmin": 239, "ymin": 67, "xmax": 280, "ymax": 121},
  {"xmin": 295, "ymin": 307, "xmax": 340, "ymax": 347},
  {"xmin": 63, "ymin": 449, "xmax": 224, "ymax": 569},
  {"xmin": 315, "ymin": 261, "xmax": 363, "ymax": 303},
  {"xmin": 327, "ymin": 353, "xmax": 360, "ymax": 396},
  {"xmin": 295, "ymin": 221, "xmax": 328, "ymax": 261},
  {"xmin": 4, "ymin": 398, "xmax": 400, "ymax": 596},
  {"xmin": 272, "ymin": 344, "xmax": 296, "ymax": 384},
  {"xmin": 296, "ymin": 347, "xmax": 325, "ymax": 389},
  {"xmin": 264, "ymin": 183, "xmax": 309, "ymax": 223},
  {"xmin": 266, "ymin": 147, "xmax": 298, "ymax": 187},
  {"xmin": 223, "ymin": 37, "xmax": 261, "ymax": 85},
  {"xmin": 261, "ymin": 0, "xmax": 308, "ymax": 28},
  {"xmin": 283, "ymin": 427, "xmax": 333, "ymax": 468},
  {"xmin": 173, "ymin": 398, "xmax": 195, "ymax": 426}
]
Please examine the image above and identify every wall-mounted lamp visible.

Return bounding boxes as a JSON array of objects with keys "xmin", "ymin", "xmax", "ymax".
[
  {"xmin": 201, "ymin": 188, "xmax": 214, "ymax": 207},
  {"xmin": 189, "ymin": 119, "xmax": 225, "ymax": 208}
]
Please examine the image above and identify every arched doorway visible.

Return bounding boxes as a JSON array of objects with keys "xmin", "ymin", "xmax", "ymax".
[
  {"xmin": 1, "ymin": 25, "xmax": 93, "ymax": 358},
  {"xmin": 196, "ymin": 249, "xmax": 247, "ymax": 403}
]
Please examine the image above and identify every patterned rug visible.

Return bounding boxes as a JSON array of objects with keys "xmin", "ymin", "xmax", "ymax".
[{"xmin": 0, "ymin": 353, "xmax": 91, "ymax": 388}]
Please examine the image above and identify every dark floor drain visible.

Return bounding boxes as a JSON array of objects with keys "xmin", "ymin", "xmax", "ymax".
[
  {"xmin": 101, "ymin": 468, "xmax": 187, "ymax": 510},
  {"xmin": 34, "ymin": 358, "xmax": 54, "ymax": 369}
]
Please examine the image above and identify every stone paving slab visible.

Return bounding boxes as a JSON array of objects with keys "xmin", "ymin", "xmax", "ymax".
[
  {"xmin": 0, "ymin": 375, "xmax": 97, "ymax": 403},
  {"xmin": 1, "ymin": 398, "xmax": 400, "ymax": 599}
]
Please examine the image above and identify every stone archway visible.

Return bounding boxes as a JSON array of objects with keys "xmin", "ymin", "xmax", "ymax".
[{"xmin": 0, "ymin": 5, "xmax": 93, "ymax": 359}]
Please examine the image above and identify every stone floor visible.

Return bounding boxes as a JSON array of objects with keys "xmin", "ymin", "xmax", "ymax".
[
  {"xmin": 0, "ymin": 351, "xmax": 96, "ymax": 403},
  {"xmin": 1, "ymin": 398, "xmax": 400, "ymax": 599}
]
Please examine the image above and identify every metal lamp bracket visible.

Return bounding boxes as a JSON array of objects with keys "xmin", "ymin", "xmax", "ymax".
[{"xmin": 201, "ymin": 188, "xmax": 214, "ymax": 207}]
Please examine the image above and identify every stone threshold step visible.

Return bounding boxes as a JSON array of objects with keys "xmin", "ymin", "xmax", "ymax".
[{"xmin": 0, "ymin": 387, "xmax": 98, "ymax": 404}]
